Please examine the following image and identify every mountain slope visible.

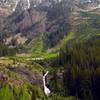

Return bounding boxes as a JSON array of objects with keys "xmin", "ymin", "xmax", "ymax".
[
  {"xmin": 0, "ymin": 0, "xmax": 71, "ymax": 52},
  {"xmin": 0, "ymin": 0, "xmax": 100, "ymax": 57}
]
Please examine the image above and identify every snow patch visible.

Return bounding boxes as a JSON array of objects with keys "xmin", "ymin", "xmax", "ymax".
[
  {"xmin": 27, "ymin": 0, "xmax": 30, "ymax": 9},
  {"xmin": 12, "ymin": 0, "xmax": 20, "ymax": 12}
]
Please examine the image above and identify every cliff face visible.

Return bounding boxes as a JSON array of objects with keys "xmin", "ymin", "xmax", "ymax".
[
  {"xmin": 3, "ymin": 9, "xmax": 46, "ymax": 36},
  {"xmin": 0, "ymin": 0, "xmax": 99, "ymax": 48},
  {"xmin": 0, "ymin": 0, "xmax": 71, "ymax": 48}
]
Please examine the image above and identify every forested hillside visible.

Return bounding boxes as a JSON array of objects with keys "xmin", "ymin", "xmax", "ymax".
[{"xmin": 0, "ymin": 0, "xmax": 100, "ymax": 100}]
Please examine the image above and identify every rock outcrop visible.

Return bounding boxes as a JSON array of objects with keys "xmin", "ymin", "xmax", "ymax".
[{"xmin": 0, "ymin": 0, "xmax": 99, "ymax": 48}]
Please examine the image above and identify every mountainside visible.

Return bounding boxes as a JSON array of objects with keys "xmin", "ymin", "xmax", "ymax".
[
  {"xmin": 0, "ymin": 0, "xmax": 69, "ymax": 51},
  {"xmin": 0, "ymin": 0, "xmax": 100, "ymax": 54},
  {"xmin": 0, "ymin": 0, "xmax": 100, "ymax": 100}
]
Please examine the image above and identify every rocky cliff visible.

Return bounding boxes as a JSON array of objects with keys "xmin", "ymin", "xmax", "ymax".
[{"xmin": 0, "ymin": 0, "xmax": 99, "ymax": 49}]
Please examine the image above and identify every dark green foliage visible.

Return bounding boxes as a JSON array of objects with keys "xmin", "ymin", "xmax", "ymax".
[
  {"xmin": 59, "ymin": 36, "xmax": 100, "ymax": 100},
  {"xmin": 49, "ymin": 69, "xmax": 62, "ymax": 93},
  {"xmin": 0, "ymin": 43, "xmax": 17, "ymax": 57}
]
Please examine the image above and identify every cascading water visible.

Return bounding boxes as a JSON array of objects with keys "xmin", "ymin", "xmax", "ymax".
[
  {"xmin": 13, "ymin": 0, "xmax": 20, "ymax": 11},
  {"xmin": 43, "ymin": 71, "xmax": 51, "ymax": 96}
]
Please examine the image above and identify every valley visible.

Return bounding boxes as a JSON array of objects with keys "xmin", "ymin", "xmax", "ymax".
[{"xmin": 0, "ymin": 0, "xmax": 100, "ymax": 100}]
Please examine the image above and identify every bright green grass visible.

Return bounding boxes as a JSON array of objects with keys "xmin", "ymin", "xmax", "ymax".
[
  {"xmin": 31, "ymin": 36, "xmax": 45, "ymax": 57},
  {"xmin": 43, "ymin": 52, "xmax": 59, "ymax": 59},
  {"xmin": 63, "ymin": 32, "xmax": 75, "ymax": 45}
]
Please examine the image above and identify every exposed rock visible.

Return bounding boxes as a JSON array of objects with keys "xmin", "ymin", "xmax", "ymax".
[
  {"xmin": 7, "ymin": 67, "xmax": 43, "ymax": 87},
  {"xmin": 0, "ymin": 0, "xmax": 99, "ymax": 49}
]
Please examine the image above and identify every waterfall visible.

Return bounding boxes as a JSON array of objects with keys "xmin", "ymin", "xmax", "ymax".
[
  {"xmin": 12, "ymin": 0, "xmax": 20, "ymax": 12},
  {"xmin": 43, "ymin": 71, "xmax": 51, "ymax": 96}
]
